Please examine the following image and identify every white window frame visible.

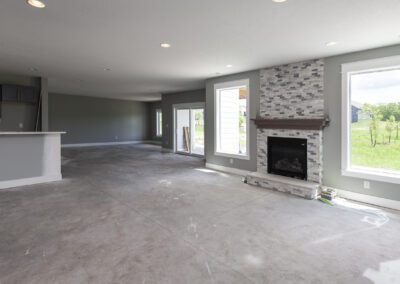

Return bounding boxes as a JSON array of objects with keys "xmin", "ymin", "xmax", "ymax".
[
  {"xmin": 156, "ymin": 109, "xmax": 162, "ymax": 137},
  {"xmin": 341, "ymin": 55, "xmax": 400, "ymax": 184},
  {"xmin": 214, "ymin": 79, "xmax": 250, "ymax": 160}
]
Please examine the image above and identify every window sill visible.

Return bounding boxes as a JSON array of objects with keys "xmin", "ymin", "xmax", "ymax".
[
  {"xmin": 342, "ymin": 167, "xmax": 400, "ymax": 185},
  {"xmin": 214, "ymin": 151, "xmax": 250, "ymax": 160}
]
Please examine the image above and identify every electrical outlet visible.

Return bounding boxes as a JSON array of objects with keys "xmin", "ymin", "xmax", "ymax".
[
  {"xmin": 230, "ymin": 158, "xmax": 234, "ymax": 164},
  {"xmin": 363, "ymin": 181, "xmax": 370, "ymax": 189},
  {"xmin": 19, "ymin": 123, "xmax": 23, "ymax": 129}
]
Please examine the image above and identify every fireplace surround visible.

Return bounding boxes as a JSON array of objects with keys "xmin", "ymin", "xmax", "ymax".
[{"xmin": 245, "ymin": 58, "xmax": 326, "ymax": 199}]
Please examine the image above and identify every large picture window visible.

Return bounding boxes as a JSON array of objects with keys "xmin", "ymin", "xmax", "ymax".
[
  {"xmin": 156, "ymin": 109, "xmax": 162, "ymax": 137},
  {"xmin": 342, "ymin": 56, "xmax": 400, "ymax": 184},
  {"xmin": 214, "ymin": 79, "xmax": 249, "ymax": 159}
]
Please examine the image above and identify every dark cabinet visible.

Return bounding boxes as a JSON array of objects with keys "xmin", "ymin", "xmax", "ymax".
[
  {"xmin": 1, "ymin": 85, "xmax": 19, "ymax": 102},
  {"xmin": 0, "ymin": 84, "xmax": 38, "ymax": 104},
  {"xmin": 19, "ymin": 86, "xmax": 37, "ymax": 103}
]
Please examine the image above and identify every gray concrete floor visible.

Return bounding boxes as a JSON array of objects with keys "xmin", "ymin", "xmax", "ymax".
[{"xmin": 1, "ymin": 144, "xmax": 400, "ymax": 284}]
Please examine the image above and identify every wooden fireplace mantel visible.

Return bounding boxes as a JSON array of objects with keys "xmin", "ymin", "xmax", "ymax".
[{"xmin": 251, "ymin": 117, "xmax": 330, "ymax": 130}]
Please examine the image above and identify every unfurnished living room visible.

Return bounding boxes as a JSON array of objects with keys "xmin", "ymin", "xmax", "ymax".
[{"xmin": 1, "ymin": 1, "xmax": 400, "ymax": 283}]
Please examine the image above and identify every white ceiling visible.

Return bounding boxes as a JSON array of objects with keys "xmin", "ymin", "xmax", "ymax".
[{"xmin": 0, "ymin": 0, "xmax": 399, "ymax": 101}]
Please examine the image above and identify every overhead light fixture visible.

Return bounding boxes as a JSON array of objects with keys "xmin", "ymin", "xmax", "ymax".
[
  {"xmin": 326, "ymin": 41, "xmax": 338, "ymax": 47},
  {"xmin": 160, "ymin": 43, "xmax": 171, "ymax": 48},
  {"xmin": 272, "ymin": 0, "xmax": 287, "ymax": 3},
  {"xmin": 226, "ymin": 64, "xmax": 233, "ymax": 68},
  {"xmin": 26, "ymin": 0, "xmax": 46, "ymax": 8}
]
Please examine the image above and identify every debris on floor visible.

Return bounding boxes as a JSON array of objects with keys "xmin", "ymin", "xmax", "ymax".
[
  {"xmin": 318, "ymin": 197, "xmax": 334, "ymax": 206},
  {"xmin": 320, "ymin": 187, "xmax": 338, "ymax": 201}
]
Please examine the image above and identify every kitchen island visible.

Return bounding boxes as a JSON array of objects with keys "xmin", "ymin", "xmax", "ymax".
[{"xmin": 0, "ymin": 132, "xmax": 65, "ymax": 189}]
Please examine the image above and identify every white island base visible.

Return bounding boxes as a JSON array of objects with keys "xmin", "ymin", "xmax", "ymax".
[{"xmin": 0, "ymin": 132, "xmax": 65, "ymax": 189}]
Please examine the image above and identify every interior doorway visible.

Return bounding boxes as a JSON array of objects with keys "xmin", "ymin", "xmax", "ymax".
[{"xmin": 174, "ymin": 103, "xmax": 205, "ymax": 156}]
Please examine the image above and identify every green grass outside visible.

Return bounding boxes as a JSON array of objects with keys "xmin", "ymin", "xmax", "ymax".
[
  {"xmin": 195, "ymin": 124, "xmax": 204, "ymax": 146},
  {"xmin": 351, "ymin": 119, "xmax": 400, "ymax": 171}
]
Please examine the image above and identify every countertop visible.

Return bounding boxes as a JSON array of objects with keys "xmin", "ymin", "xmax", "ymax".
[{"xmin": 0, "ymin": 132, "xmax": 66, "ymax": 135}]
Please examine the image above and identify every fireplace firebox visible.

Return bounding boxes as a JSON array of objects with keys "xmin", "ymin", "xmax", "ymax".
[{"xmin": 267, "ymin": 137, "xmax": 307, "ymax": 180}]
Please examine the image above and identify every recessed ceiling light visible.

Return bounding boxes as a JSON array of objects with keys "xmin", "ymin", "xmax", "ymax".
[
  {"xmin": 160, "ymin": 43, "xmax": 171, "ymax": 48},
  {"xmin": 226, "ymin": 64, "xmax": 233, "ymax": 68},
  {"xmin": 272, "ymin": 0, "xmax": 287, "ymax": 3},
  {"xmin": 326, "ymin": 41, "xmax": 338, "ymax": 47},
  {"xmin": 26, "ymin": 0, "xmax": 46, "ymax": 8}
]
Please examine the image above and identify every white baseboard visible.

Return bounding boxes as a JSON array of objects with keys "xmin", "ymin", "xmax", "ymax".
[
  {"xmin": 0, "ymin": 174, "xmax": 62, "ymax": 190},
  {"xmin": 337, "ymin": 189, "xmax": 400, "ymax": 211},
  {"xmin": 62, "ymin": 141, "xmax": 145, "ymax": 148},
  {"xmin": 205, "ymin": 163, "xmax": 250, "ymax": 176}
]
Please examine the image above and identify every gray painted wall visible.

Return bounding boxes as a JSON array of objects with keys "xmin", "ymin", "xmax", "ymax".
[
  {"xmin": 205, "ymin": 71, "xmax": 260, "ymax": 172},
  {"xmin": 161, "ymin": 89, "xmax": 205, "ymax": 149},
  {"xmin": 49, "ymin": 93, "xmax": 150, "ymax": 144},
  {"xmin": 323, "ymin": 44, "xmax": 400, "ymax": 201},
  {"xmin": 148, "ymin": 101, "xmax": 162, "ymax": 142},
  {"xmin": 0, "ymin": 74, "xmax": 41, "ymax": 132}
]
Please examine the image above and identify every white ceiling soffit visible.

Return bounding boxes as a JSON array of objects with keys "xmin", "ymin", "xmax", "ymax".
[{"xmin": 0, "ymin": 0, "xmax": 399, "ymax": 101}]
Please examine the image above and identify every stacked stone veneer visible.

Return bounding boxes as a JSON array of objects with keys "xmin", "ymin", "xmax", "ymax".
[
  {"xmin": 259, "ymin": 59, "xmax": 324, "ymax": 119},
  {"xmin": 247, "ymin": 59, "xmax": 325, "ymax": 199},
  {"xmin": 257, "ymin": 129, "xmax": 322, "ymax": 184}
]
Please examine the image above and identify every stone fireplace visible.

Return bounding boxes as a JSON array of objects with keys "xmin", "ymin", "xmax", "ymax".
[{"xmin": 246, "ymin": 59, "xmax": 328, "ymax": 199}]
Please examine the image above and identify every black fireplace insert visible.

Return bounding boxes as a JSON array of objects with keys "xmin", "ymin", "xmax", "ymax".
[{"xmin": 267, "ymin": 137, "xmax": 307, "ymax": 180}]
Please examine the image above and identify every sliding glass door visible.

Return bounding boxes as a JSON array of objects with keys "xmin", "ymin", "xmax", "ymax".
[
  {"xmin": 174, "ymin": 103, "xmax": 205, "ymax": 156},
  {"xmin": 176, "ymin": 109, "xmax": 191, "ymax": 153}
]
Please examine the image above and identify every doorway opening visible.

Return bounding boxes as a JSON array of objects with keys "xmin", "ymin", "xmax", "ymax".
[{"xmin": 174, "ymin": 103, "xmax": 205, "ymax": 156}]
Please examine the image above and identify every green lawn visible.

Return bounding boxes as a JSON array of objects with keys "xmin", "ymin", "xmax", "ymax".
[
  {"xmin": 351, "ymin": 120, "xmax": 400, "ymax": 171},
  {"xmin": 194, "ymin": 124, "xmax": 204, "ymax": 146}
]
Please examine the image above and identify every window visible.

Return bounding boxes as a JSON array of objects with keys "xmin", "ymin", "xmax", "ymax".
[
  {"xmin": 342, "ymin": 56, "xmax": 400, "ymax": 184},
  {"xmin": 156, "ymin": 109, "xmax": 162, "ymax": 137},
  {"xmin": 215, "ymin": 79, "xmax": 249, "ymax": 159}
]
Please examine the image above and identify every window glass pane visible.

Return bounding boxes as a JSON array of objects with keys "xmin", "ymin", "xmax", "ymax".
[
  {"xmin": 156, "ymin": 110, "xmax": 162, "ymax": 136},
  {"xmin": 350, "ymin": 68, "xmax": 400, "ymax": 172},
  {"xmin": 191, "ymin": 109, "xmax": 204, "ymax": 155},
  {"xmin": 216, "ymin": 85, "xmax": 247, "ymax": 156},
  {"xmin": 176, "ymin": 109, "xmax": 190, "ymax": 153}
]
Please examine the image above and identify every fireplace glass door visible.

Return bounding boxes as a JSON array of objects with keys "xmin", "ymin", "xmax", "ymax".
[{"xmin": 268, "ymin": 137, "xmax": 307, "ymax": 180}]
